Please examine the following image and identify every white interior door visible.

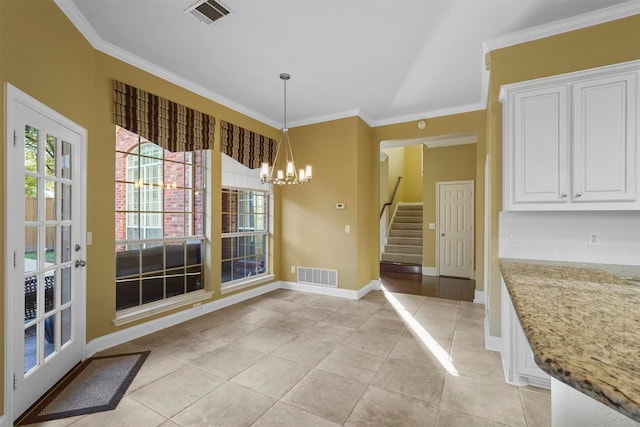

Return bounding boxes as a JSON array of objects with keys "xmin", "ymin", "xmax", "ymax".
[
  {"xmin": 438, "ymin": 181, "xmax": 473, "ymax": 278},
  {"xmin": 5, "ymin": 85, "xmax": 86, "ymax": 421}
]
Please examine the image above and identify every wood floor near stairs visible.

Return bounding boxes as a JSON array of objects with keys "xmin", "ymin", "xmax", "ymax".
[{"xmin": 380, "ymin": 271, "xmax": 475, "ymax": 302}]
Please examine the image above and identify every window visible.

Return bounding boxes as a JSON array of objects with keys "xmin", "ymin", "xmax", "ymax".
[
  {"xmin": 221, "ymin": 188, "xmax": 268, "ymax": 287},
  {"xmin": 115, "ymin": 126, "xmax": 206, "ymax": 311}
]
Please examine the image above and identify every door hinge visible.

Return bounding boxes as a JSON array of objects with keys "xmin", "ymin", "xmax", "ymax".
[
  {"xmin": 13, "ymin": 373, "xmax": 18, "ymax": 390},
  {"xmin": 14, "ymin": 130, "xmax": 17, "ymax": 147},
  {"xmin": 14, "ymin": 251, "xmax": 17, "ymax": 268}
]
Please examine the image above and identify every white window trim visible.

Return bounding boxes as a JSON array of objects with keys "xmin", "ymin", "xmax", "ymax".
[
  {"xmin": 113, "ymin": 289, "xmax": 213, "ymax": 327},
  {"xmin": 220, "ymin": 273, "xmax": 275, "ymax": 295},
  {"xmin": 116, "ymin": 132, "xmax": 210, "ymax": 322},
  {"xmin": 221, "ymin": 190, "xmax": 269, "ymax": 290}
]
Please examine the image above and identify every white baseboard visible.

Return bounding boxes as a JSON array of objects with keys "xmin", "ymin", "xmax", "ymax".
[
  {"xmin": 422, "ymin": 266, "xmax": 437, "ymax": 276},
  {"xmin": 473, "ymin": 289, "xmax": 486, "ymax": 304},
  {"xmin": 0, "ymin": 414, "xmax": 7, "ymax": 427},
  {"xmin": 86, "ymin": 279, "xmax": 383, "ymax": 356},
  {"xmin": 86, "ymin": 281, "xmax": 280, "ymax": 357},
  {"xmin": 280, "ymin": 281, "xmax": 361, "ymax": 300},
  {"xmin": 357, "ymin": 280, "xmax": 381, "ymax": 298},
  {"xmin": 484, "ymin": 316, "xmax": 502, "ymax": 352}
]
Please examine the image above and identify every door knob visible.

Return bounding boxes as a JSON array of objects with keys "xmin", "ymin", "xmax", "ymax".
[
  {"xmin": 561, "ymin": 193, "xmax": 567, "ymax": 198},
  {"xmin": 575, "ymin": 192, "xmax": 582, "ymax": 198},
  {"xmin": 441, "ymin": 233, "xmax": 445, "ymax": 237},
  {"xmin": 75, "ymin": 244, "xmax": 81, "ymax": 252},
  {"xmin": 75, "ymin": 260, "xmax": 86, "ymax": 268}
]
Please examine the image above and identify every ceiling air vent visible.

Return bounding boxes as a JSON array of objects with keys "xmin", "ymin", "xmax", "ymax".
[{"xmin": 186, "ymin": 0, "xmax": 231, "ymax": 25}]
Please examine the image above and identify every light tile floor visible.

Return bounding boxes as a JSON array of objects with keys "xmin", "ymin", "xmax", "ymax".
[{"xmin": 25, "ymin": 289, "xmax": 551, "ymax": 427}]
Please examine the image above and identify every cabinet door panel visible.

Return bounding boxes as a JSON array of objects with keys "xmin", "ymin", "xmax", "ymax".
[
  {"xmin": 513, "ymin": 86, "xmax": 569, "ymax": 204},
  {"xmin": 573, "ymin": 73, "xmax": 636, "ymax": 202}
]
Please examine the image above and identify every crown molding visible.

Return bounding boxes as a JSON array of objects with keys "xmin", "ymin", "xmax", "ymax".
[
  {"xmin": 370, "ymin": 103, "xmax": 485, "ymax": 128},
  {"xmin": 53, "ymin": 0, "xmax": 281, "ymax": 129},
  {"xmin": 379, "ymin": 131, "xmax": 477, "ymax": 150},
  {"xmin": 54, "ymin": 0, "xmax": 638, "ymax": 132},
  {"xmin": 425, "ymin": 131, "xmax": 477, "ymax": 148},
  {"xmin": 287, "ymin": 108, "xmax": 368, "ymax": 128},
  {"xmin": 483, "ymin": 0, "xmax": 640, "ymax": 54}
]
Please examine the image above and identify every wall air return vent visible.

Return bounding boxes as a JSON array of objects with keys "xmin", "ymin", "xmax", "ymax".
[
  {"xmin": 297, "ymin": 267, "xmax": 338, "ymax": 288},
  {"xmin": 186, "ymin": 0, "xmax": 231, "ymax": 25}
]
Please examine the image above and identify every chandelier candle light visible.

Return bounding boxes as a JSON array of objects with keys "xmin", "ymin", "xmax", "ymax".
[{"xmin": 260, "ymin": 73, "xmax": 312, "ymax": 185}]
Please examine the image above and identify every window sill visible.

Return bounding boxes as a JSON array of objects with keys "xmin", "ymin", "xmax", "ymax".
[
  {"xmin": 220, "ymin": 274, "xmax": 275, "ymax": 295},
  {"xmin": 113, "ymin": 290, "xmax": 213, "ymax": 327}
]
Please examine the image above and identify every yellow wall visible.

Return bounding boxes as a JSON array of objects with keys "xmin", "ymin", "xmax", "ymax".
[
  {"xmin": 374, "ymin": 110, "xmax": 485, "ymax": 280},
  {"xmin": 356, "ymin": 117, "xmax": 379, "ymax": 283},
  {"xmin": 422, "ymin": 143, "xmax": 477, "ymax": 268},
  {"xmin": 280, "ymin": 118, "xmax": 366, "ymax": 290},
  {"xmin": 1, "ymin": 0, "xmax": 638, "ymax": 419},
  {"xmin": 484, "ymin": 15, "xmax": 640, "ymax": 337},
  {"xmin": 403, "ymin": 145, "xmax": 423, "ymax": 202},
  {"xmin": 0, "ymin": 0, "xmax": 282, "ymax": 416},
  {"xmin": 380, "ymin": 144, "xmax": 423, "ymax": 225},
  {"xmin": 383, "ymin": 146, "xmax": 405, "ymax": 205}
]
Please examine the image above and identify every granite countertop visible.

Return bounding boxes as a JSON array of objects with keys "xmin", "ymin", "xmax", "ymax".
[{"xmin": 499, "ymin": 259, "xmax": 640, "ymax": 422}]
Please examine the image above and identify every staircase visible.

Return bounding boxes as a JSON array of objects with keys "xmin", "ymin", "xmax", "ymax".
[{"xmin": 381, "ymin": 204, "xmax": 423, "ymax": 269}]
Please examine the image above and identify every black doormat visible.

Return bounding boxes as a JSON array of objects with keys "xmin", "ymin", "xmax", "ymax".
[{"xmin": 16, "ymin": 351, "xmax": 150, "ymax": 425}]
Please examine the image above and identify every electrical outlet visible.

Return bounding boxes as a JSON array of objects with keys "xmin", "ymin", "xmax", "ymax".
[
  {"xmin": 507, "ymin": 231, "xmax": 517, "ymax": 242},
  {"xmin": 193, "ymin": 302, "xmax": 202, "ymax": 310},
  {"xmin": 291, "ymin": 265, "xmax": 296, "ymax": 274},
  {"xmin": 588, "ymin": 232, "xmax": 601, "ymax": 246}
]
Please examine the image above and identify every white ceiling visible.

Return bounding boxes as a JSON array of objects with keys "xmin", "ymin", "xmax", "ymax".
[{"xmin": 58, "ymin": 0, "xmax": 634, "ymax": 128}]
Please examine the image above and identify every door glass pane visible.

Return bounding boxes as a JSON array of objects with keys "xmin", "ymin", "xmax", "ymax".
[
  {"xmin": 44, "ymin": 316, "xmax": 55, "ymax": 358},
  {"xmin": 61, "ymin": 183, "xmax": 71, "ymax": 220},
  {"xmin": 44, "ymin": 273, "xmax": 56, "ymax": 315},
  {"xmin": 24, "ymin": 324, "xmax": 37, "ymax": 373},
  {"xmin": 24, "ymin": 275, "xmax": 38, "ymax": 324},
  {"xmin": 61, "ymin": 225, "xmax": 71, "ymax": 263},
  {"xmin": 25, "ymin": 177, "xmax": 38, "ymax": 221},
  {"xmin": 61, "ymin": 267, "xmax": 71, "ymax": 304},
  {"xmin": 25, "ymin": 226, "xmax": 38, "ymax": 273},
  {"xmin": 45, "ymin": 226, "xmax": 56, "ymax": 265},
  {"xmin": 45, "ymin": 135, "xmax": 56, "ymax": 176},
  {"xmin": 25, "ymin": 125, "xmax": 38, "ymax": 173},
  {"xmin": 61, "ymin": 141, "xmax": 72, "ymax": 179},
  {"xmin": 45, "ymin": 180, "xmax": 56, "ymax": 221},
  {"xmin": 61, "ymin": 308, "xmax": 71, "ymax": 346}
]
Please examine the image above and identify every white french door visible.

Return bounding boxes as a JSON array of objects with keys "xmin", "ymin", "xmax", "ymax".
[
  {"xmin": 437, "ymin": 180, "xmax": 474, "ymax": 278},
  {"xmin": 5, "ymin": 84, "xmax": 86, "ymax": 421}
]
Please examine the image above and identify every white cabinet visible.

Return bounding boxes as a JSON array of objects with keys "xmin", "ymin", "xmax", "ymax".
[
  {"xmin": 501, "ymin": 279, "xmax": 551, "ymax": 389},
  {"xmin": 501, "ymin": 61, "xmax": 639, "ymax": 211}
]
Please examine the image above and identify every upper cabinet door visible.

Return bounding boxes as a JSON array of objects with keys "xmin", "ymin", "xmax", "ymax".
[
  {"xmin": 512, "ymin": 86, "xmax": 569, "ymax": 205},
  {"xmin": 572, "ymin": 73, "xmax": 637, "ymax": 202},
  {"xmin": 501, "ymin": 60, "xmax": 640, "ymax": 211}
]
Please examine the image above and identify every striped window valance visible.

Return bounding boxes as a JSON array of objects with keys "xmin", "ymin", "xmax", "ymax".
[
  {"xmin": 220, "ymin": 121, "xmax": 276, "ymax": 169},
  {"xmin": 114, "ymin": 80, "xmax": 215, "ymax": 152}
]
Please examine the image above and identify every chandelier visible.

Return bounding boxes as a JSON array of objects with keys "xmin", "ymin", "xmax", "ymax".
[{"xmin": 260, "ymin": 73, "xmax": 312, "ymax": 185}]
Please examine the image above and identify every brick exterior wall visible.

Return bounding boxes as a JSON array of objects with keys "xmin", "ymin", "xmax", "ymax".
[
  {"xmin": 115, "ymin": 127, "xmax": 204, "ymax": 243},
  {"xmin": 221, "ymin": 189, "xmax": 238, "ymax": 261}
]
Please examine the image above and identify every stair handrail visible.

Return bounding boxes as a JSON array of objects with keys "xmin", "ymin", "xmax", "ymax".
[{"xmin": 379, "ymin": 176, "xmax": 403, "ymax": 219}]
